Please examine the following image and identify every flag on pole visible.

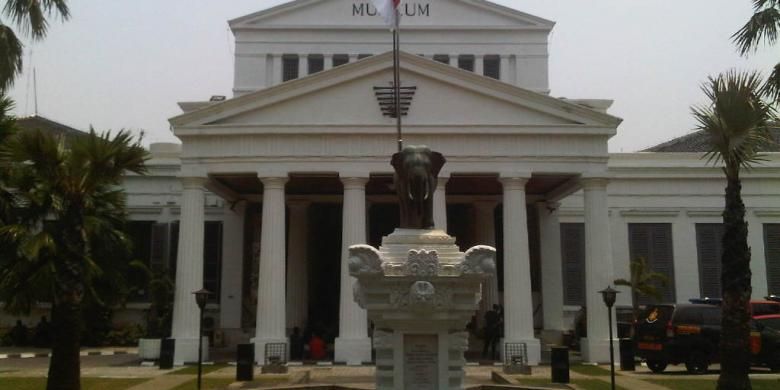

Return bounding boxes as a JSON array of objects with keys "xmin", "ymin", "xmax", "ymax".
[{"xmin": 371, "ymin": 0, "xmax": 401, "ymax": 30}]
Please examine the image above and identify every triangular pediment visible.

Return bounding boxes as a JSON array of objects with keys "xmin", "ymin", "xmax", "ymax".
[
  {"xmin": 230, "ymin": 0, "xmax": 554, "ymax": 30},
  {"xmin": 170, "ymin": 52, "xmax": 621, "ymax": 132}
]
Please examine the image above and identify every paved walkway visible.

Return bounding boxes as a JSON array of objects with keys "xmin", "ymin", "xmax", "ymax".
[{"xmin": 126, "ymin": 375, "xmax": 192, "ymax": 390}]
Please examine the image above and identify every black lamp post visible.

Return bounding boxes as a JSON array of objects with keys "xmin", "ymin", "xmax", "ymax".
[
  {"xmin": 599, "ymin": 286, "xmax": 618, "ymax": 390},
  {"xmin": 193, "ymin": 288, "xmax": 211, "ymax": 390}
]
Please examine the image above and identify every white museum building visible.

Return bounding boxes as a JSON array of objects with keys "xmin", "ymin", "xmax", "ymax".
[{"xmin": 9, "ymin": 0, "xmax": 780, "ymax": 366}]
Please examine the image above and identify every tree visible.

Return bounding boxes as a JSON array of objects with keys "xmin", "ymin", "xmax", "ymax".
[
  {"xmin": 733, "ymin": 0, "xmax": 780, "ymax": 102},
  {"xmin": 692, "ymin": 70, "xmax": 777, "ymax": 390},
  {"xmin": 614, "ymin": 257, "xmax": 669, "ymax": 321},
  {"xmin": 0, "ymin": 121, "xmax": 148, "ymax": 390},
  {"xmin": 0, "ymin": 0, "xmax": 69, "ymax": 91}
]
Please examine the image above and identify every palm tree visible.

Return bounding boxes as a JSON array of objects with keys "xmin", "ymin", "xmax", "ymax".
[
  {"xmin": 733, "ymin": 0, "xmax": 780, "ymax": 102},
  {"xmin": 614, "ymin": 257, "xmax": 669, "ymax": 321},
  {"xmin": 0, "ymin": 0, "xmax": 70, "ymax": 90},
  {"xmin": 693, "ymin": 70, "xmax": 777, "ymax": 390},
  {"xmin": 0, "ymin": 126, "xmax": 147, "ymax": 390}
]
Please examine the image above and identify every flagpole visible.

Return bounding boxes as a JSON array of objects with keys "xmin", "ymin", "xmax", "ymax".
[{"xmin": 394, "ymin": 9, "xmax": 402, "ymax": 152}]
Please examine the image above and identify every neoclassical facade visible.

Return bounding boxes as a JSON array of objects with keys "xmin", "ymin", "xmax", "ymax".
[{"xmin": 7, "ymin": 0, "xmax": 780, "ymax": 367}]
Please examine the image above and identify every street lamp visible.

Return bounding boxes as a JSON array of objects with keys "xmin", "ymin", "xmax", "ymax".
[
  {"xmin": 599, "ymin": 286, "xmax": 618, "ymax": 390},
  {"xmin": 193, "ymin": 288, "xmax": 212, "ymax": 390}
]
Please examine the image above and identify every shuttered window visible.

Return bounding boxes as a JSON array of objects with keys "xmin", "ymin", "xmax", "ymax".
[
  {"xmin": 332, "ymin": 54, "xmax": 349, "ymax": 67},
  {"xmin": 561, "ymin": 223, "xmax": 586, "ymax": 306},
  {"xmin": 628, "ymin": 223, "xmax": 676, "ymax": 303},
  {"xmin": 433, "ymin": 54, "xmax": 449, "ymax": 64},
  {"xmin": 696, "ymin": 224, "xmax": 724, "ymax": 298},
  {"xmin": 765, "ymin": 224, "xmax": 780, "ymax": 295},
  {"xmin": 458, "ymin": 55, "xmax": 475, "ymax": 71},
  {"xmin": 483, "ymin": 55, "xmax": 500, "ymax": 79},
  {"xmin": 308, "ymin": 55, "xmax": 324, "ymax": 74},
  {"xmin": 282, "ymin": 55, "xmax": 299, "ymax": 81}
]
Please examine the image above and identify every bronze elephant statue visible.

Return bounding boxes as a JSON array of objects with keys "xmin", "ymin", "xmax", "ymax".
[{"xmin": 391, "ymin": 145, "xmax": 446, "ymax": 229}]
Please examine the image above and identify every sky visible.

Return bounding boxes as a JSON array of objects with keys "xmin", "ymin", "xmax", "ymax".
[{"xmin": 6, "ymin": 0, "xmax": 779, "ymax": 152}]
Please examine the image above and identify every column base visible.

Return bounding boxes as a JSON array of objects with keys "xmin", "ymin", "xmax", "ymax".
[
  {"xmin": 581, "ymin": 337, "xmax": 619, "ymax": 364},
  {"xmin": 334, "ymin": 337, "xmax": 372, "ymax": 365},
  {"xmin": 173, "ymin": 337, "xmax": 209, "ymax": 365},
  {"xmin": 500, "ymin": 337, "xmax": 541, "ymax": 366},
  {"xmin": 540, "ymin": 329, "xmax": 564, "ymax": 347},
  {"xmin": 252, "ymin": 337, "xmax": 289, "ymax": 365}
]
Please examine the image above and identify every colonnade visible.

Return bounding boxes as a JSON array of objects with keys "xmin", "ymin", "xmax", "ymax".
[{"xmin": 169, "ymin": 173, "xmax": 615, "ymax": 365}]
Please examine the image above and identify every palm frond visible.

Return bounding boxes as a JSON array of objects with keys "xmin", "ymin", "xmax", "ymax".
[
  {"xmin": 733, "ymin": 1, "xmax": 780, "ymax": 55},
  {"xmin": 764, "ymin": 62, "xmax": 780, "ymax": 102},
  {"xmin": 2, "ymin": 0, "xmax": 70, "ymax": 40},
  {"xmin": 0, "ymin": 23, "xmax": 23, "ymax": 91}
]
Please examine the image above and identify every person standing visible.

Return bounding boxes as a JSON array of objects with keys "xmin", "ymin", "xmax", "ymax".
[{"xmin": 482, "ymin": 306, "xmax": 500, "ymax": 360}]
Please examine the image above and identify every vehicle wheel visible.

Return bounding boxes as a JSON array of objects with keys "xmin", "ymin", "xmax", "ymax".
[
  {"xmin": 646, "ymin": 359, "xmax": 667, "ymax": 373},
  {"xmin": 685, "ymin": 351, "xmax": 709, "ymax": 375}
]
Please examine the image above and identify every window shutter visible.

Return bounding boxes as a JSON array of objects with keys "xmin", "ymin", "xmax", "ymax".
[
  {"xmin": 561, "ymin": 223, "xmax": 585, "ymax": 306},
  {"xmin": 765, "ymin": 224, "xmax": 780, "ymax": 295},
  {"xmin": 149, "ymin": 223, "xmax": 169, "ymax": 273},
  {"xmin": 696, "ymin": 224, "xmax": 724, "ymax": 298},
  {"xmin": 629, "ymin": 223, "xmax": 676, "ymax": 304}
]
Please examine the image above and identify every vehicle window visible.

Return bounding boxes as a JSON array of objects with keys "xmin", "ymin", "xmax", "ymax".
[
  {"xmin": 673, "ymin": 307, "xmax": 703, "ymax": 324},
  {"xmin": 641, "ymin": 305, "xmax": 673, "ymax": 325},
  {"xmin": 752, "ymin": 303, "xmax": 780, "ymax": 316},
  {"xmin": 757, "ymin": 318, "xmax": 780, "ymax": 330}
]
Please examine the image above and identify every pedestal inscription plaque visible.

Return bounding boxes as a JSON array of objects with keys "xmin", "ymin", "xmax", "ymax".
[{"xmin": 403, "ymin": 334, "xmax": 439, "ymax": 390}]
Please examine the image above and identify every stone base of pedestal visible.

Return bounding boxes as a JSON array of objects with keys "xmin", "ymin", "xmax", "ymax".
[
  {"xmin": 334, "ymin": 337, "xmax": 372, "ymax": 365},
  {"xmin": 173, "ymin": 336, "xmax": 209, "ymax": 365},
  {"xmin": 500, "ymin": 337, "xmax": 541, "ymax": 366},
  {"xmin": 252, "ymin": 337, "xmax": 289, "ymax": 365},
  {"xmin": 581, "ymin": 337, "xmax": 619, "ymax": 363}
]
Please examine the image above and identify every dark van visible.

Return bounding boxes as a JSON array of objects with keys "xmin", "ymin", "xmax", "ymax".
[{"xmin": 634, "ymin": 304, "xmax": 720, "ymax": 374}]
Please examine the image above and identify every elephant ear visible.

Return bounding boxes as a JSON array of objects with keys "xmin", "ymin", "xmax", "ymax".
[
  {"xmin": 430, "ymin": 151, "xmax": 446, "ymax": 176},
  {"xmin": 391, "ymin": 151, "xmax": 404, "ymax": 171}
]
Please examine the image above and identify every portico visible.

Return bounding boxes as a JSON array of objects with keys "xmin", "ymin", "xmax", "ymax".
[{"xmin": 168, "ymin": 50, "xmax": 621, "ymax": 364}]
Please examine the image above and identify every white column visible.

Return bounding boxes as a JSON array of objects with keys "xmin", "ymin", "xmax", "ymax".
[
  {"xmin": 433, "ymin": 176, "xmax": 449, "ymax": 232},
  {"xmin": 286, "ymin": 201, "xmax": 309, "ymax": 331},
  {"xmin": 324, "ymin": 54, "xmax": 334, "ymax": 70},
  {"xmin": 581, "ymin": 177, "xmax": 617, "ymax": 363},
  {"xmin": 171, "ymin": 177, "xmax": 207, "ymax": 364},
  {"xmin": 272, "ymin": 54, "xmax": 283, "ymax": 85},
  {"xmin": 538, "ymin": 201, "xmax": 565, "ymax": 345},
  {"xmin": 500, "ymin": 175, "xmax": 541, "ymax": 365},
  {"xmin": 448, "ymin": 54, "xmax": 458, "ymax": 67},
  {"xmin": 500, "ymin": 55, "xmax": 511, "ymax": 82},
  {"xmin": 254, "ymin": 176, "xmax": 288, "ymax": 364},
  {"xmin": 474, "ymin": 200, "xmax": 499, "ymax": 318},
  {"xmin": 298, "ymin": 54, "xmax": 308, "ymax": 78},
  {"xmin": 335, "ymin": 176, "xmax": 372, "ymax": 365},
  {"xmin": 348, "ymin": 54, "xmax": 359, "ymax": 63},
  {"xmin": 475, "ymin": 55, "xmax": 484, "ymax": 76}
]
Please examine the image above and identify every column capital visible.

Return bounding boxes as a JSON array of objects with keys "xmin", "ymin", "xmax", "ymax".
[
  {"xmin": 580, "ymin": 176, "xmax": 610, "ymax": 190},
  {"xmin": 436, "ymin": 176, "xmax": 449, "ymax": 186},
  {"xmin": 260, "ymin": 176, "xmax": 288, "ymax": 190},
  {"xmin": 341, "ymin": 176, "xmax": 369, "ymax": 189},
  {"xmin": 180, "ymin": 177, "xmax": 208, "ymax": 189},
  {"xmin": 500, "ymin": 176, "xmax": 528, "ymax": 190}
]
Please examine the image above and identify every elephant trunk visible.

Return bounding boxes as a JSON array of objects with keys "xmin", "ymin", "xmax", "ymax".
[{"xmin": 408, "ymin": 173, "xmax": 429, "ymax": 202}]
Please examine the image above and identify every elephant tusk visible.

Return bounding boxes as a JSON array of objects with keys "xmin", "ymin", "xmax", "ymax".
[{"xmin": 423, "ymin": 185, "xmax": 430, "ymax": 200}]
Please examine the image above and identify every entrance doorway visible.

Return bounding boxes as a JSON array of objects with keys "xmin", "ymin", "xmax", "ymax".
[{"xmin": 306, "ymin": 203, "xmax": 342, "ymax": 344}]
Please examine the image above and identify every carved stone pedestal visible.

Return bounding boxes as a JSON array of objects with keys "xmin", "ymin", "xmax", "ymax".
[{"xmin": 349, "ymin": 228, "xmax": 494, "ymax": 390}]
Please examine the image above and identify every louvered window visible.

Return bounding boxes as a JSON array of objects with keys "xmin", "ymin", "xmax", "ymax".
[
  {"xmin": 308, "ymin": 55, "xmax": 324, "ymax": 74},
  {"xmin": 765, "ymin": 224, "xmax": 780, "ymax": 295},
  {"xmin": 282, "ymin": 55, "xmax": 299, "ymax": 81},
  {"xmin": 628, "ymin": 223, "xmax": 676, "ymax": 303},
  {"xmin": 561, "ymin": 223, "xmax": 586, "ymax": 306},
  {"xmin": 333, "ymin": 54, "xmax": 349, "ymax": 67},
  {"xmin": 696, "ymin": 224, "xmax": 724, "ymax": 298},
  {"xmin": 458, "ymin": 55, "xmax": 475, "ymax": 71},
  {"xmin": 433, "ymin": 54, "xmax": 449, "ymax": 64},
  {"xmin": 483, "ymin": 55, "xmax": 500, "ymax": 79}
]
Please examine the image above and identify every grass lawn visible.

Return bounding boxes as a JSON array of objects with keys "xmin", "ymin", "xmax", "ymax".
[
  {"xmin": 570, "ymin": 364, "xmax": 612, "ymax": 377},
  {"xmin": 0, "ymin": 377, "xmax": 147, "ymax": 390},
  {"xmin": 646, "ymin": 379, "xmax": 780, "ymax": 390},
  {"xmin": 165, "ymin": 363, "xmax": 230, "ymax": 375},
  {"xmin": 516, "ymin": 377, "xmax": 626, "ymax": 390},
  {"xmin": 169, "ymin": 377, "xmax": 235, "ymax": 390}
]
